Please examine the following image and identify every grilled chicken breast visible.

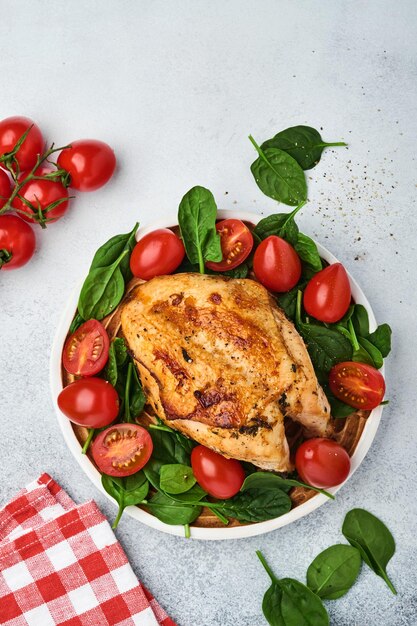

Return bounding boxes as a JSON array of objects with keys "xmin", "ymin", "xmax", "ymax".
[{"xmin": 120, "ymin": 273, "xmax": 330, "ymax": 471}]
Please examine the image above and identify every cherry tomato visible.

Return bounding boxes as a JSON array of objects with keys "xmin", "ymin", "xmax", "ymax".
[
  {"xmin": 206, "ymin": 219, "xmax": 253, "ymax": 271},
  {"xmin": 57, "ymin": 139, "xmax": 116, "ymax": 191},
  {"xmin": 130, "ymin": 228, "xmax": 185, "ymax": 280},
  {"xmin": 0, "ymin": 169, "xmax": 11, "ymax": 208},
  {"xmin": 295, "ymin": 438, "xmax": 351, "ymax": 488},
  {"xmin": 0, "ymin": 215, "xmax": 35, "ymax": 270},
  {"xmin": 329, "ymin": 361, "xmax": 385, "ymax": 410},
  {"xmin": 303, "ymin": 263, "xmax": 351, "ymax": 323},
  {"xmin": 191, "ymin": 445, "xmax": 245, "ymax": 499},
  {"xmin": 63, "ymin": 319, "xmax": 110, "ymax": 377},
  {"xmin": 0, "ymin": 116, "xmax": 44, "ymax": 172},
  {"xmin": 253, "ymin": 235, "xmax": 301, "ymax": 292},
  {"xmin": 92, "ymin": 424, "xmax": 153, "ymax": 477},
  {"xmin": 58, "ymin": 378, "xmax": 119, "ymax": 428},
  {"xmin": 13, "ymin": 167, "xmax": 69, "ymax": 223}
]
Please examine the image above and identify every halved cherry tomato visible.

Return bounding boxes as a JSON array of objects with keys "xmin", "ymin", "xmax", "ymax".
[
  {"xmin": 13, "ymin": 167, "xmax": 69, "ymax": 224},
  {"xmin": 206, "ymin": 219, "xmax": 253, "ymax": 271},
  {"xmin": 303, "ymin": 263, "xmax": 351, "ymax": 323},
  {"xmin": 130, "ymin": 228, "xmax": 185, "ymax": 280},
  {"xmin": 58, "ymin": 378, "xmax": 119, "ymax": 428},
  {"xmin": 0, "ymin": 215, "xmax": 35, "ymax": 270},
  {"xmin": 329, "ymin": 361, "xmax": 385, "ymax": 410},
  {"xmin": 0, "ymin": 169, "xmax": 11, "ymax": 208},
  {"xmin": 0, "ymin": 116, "xmax": 44, "ymax": 173},
  {"xmin": 57, "ymin": 139, "xmax": 116, "ymax": 191},
  {"xmin": 253, "ymin": 235, "xmax": 301, "ymax": 292},
  {"xmin": 295, "ymin": 438, "xmax": 351, "ymax": 488},
  {"xmin": 191, "ymin": 445, "xmax": 245, "ymax": 499},
  {"xmin": 63, "ymin": 319, "xmax": 110, "ymax": 376},
  {"xmin": 92, "ymin": 424, "xmax": 153, "ymax": 477}
]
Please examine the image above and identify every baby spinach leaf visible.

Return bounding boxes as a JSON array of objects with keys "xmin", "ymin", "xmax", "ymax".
[
  {"xmin": 105, "ymin": 337, "xmax": 128, "ymax": 387},
  {"xmin": 89, "ymin": 223, "xmax": 138, "ymax": 282},
  {"xmin": 261, "ymin": 125, "xmax": 347, "ymax": 170},
  {"xmin": 240, "ymin": 472, "xmax": 334, "ymax": 499},
  {"xmin": 149, "ymin": 427, "xmax": 192, "ymax": 466},
  {"xmin": 367, "ymin": 324, "xmax": 392, "ymax": 358},
  {"xmin": 160, "ymin": 464, "xmax": 196, "ymax": 494},
  {"xmin": 358, "ymin": 337, "xmax": 383, "ymax": 369},
  {"xmin": 294, "ymin": 233, "xmax": 322, "ymax": 273},
  {"xmin": 212, "ymin": 488, "xmax": 291, "ymax": 523},
  {"xmin": 178, "ymin": 185, "xmax": 222, "ymax": 273},
  {"xmin": 351, "ymin": 304, "xmax": 370, "ymax": 338},
  {"xmin": 352, "ymin": 344, "xmax": 376, "ymax": 367},
  {"xmin": 168, "ymin": 483, "xmax": 207, "ymax": 502},
  {"xmin": 342, "ymin": 508, "xmax": 397, "ymax": 594},
  {"xmin": 298, "ymin": 323, "xmax": 353, "ymax": 373},
  {"xmin": 307, "ymin": 544, "xmax": 362, "ymax": 599},
  {"xmin": 257, "ymin": 551, "xmax": 329, "ymax": 626},
  {"xmin": 325, "ymin": 388, "xmax": 354, "ymax": 418},
  {"xmin": 249, "ymin": 136, "xmax": 307, "ymax": 206},
  {"xmin": 207, "ymin": 262, "xmax": 249, "ymax": 278},
  {"xmin": 253, "ymin": 208, "xmax": 301, "ymax": 246},
  {"xmin": 128, "ymin": 364, "xmax": 146, "ymax": 418},
  {"xmin": 69, "ymin": 312, "xmax": 84, "ymax": 334},
  {"xmin": 146, "ymin": 491, "xmax": 202, "ymax": 525},
  {"xmin": 78, "ymin": 250, "xmax": 127, "ymax": 320},
  {"xmin": 277, "ymin": 282, "xmax": 307, "ymax": 320},
  {"xmin": 102, "ymin": 472, "xmax": 149, "ymax": 529}
]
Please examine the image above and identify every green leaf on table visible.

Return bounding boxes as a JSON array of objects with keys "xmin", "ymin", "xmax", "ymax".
[{"xmin": 307, "ymin": 544, "xmax": 362, "ymax": 599}]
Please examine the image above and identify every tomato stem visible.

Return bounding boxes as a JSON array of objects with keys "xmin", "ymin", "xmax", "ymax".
[
  {"xmin": 0, "ymin": 248, "xmax": 12, "ymax": 268},
  {"xmin": 81, "ymin": 428, "xmax": 95, "ymax": 454}
]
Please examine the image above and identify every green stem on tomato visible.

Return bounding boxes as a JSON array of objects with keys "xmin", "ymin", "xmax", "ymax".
[
  {"xmin": 0, "ymin": 248, "xmax": 12, "ymax": 269},
  {"xmin": 82, "ymin": 428, "xmax": 95, "ymax": 454}
]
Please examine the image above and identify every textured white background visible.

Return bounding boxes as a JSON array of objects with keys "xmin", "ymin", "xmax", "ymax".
[{"xmin": 1, "ymin": 1, "xmax": 417, "ymax": 624}]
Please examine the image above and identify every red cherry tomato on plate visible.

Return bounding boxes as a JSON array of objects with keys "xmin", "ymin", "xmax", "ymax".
[
  {"xmin": 92, "ymin": 424, "xmax": 153, "ymax": 477},
  {"xmin": 63, "ymin": 319, "xmax": 110, "ymax": 376},
  {"xmin": 0, "ymin": 215, "xmax": 35, "ymax": 270},
  {"xmin": 58, "ymin": 378, "xmax": 119, "ymax": 428},
  {"xmin": 329, "ymin": 361, "xmax": 385, "ymax": 410},
  {"xmin": 253, "ymin": 235, "xmax": 301, "ymax": 292},
  {"xmin": 57, "ymin": 139, "xmax": 116, "ymax": 191},
  {"xmin": 130, "ymin": 228, "xmax": 185, "ymax": 280},
  {"xmin": 295, "ymin": 438, "xmax": 351, "ymax": 489},
  {"xmin": 0, "ymin": 169, "xmax": 11, "ymax": 208},
  {"xmin": 303, "ymin": 263, "xmax": 351, "ymax": 323},
  {"xmin": 0, "ymin": 116, "xmax": 44, "ymax": 172},
  {"xmin": 206, "ymin": 219, "xmax": 253, "ymax": 271},
  {"xmin": 191, "ymin": 445, "xmax": 245, "ymax": 499},
  {"xmin": 13, "ymin": 167, "xmax": 69, "ymax": 223}
]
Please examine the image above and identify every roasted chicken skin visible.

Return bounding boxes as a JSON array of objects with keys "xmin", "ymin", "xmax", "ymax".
[{"xmin": 120, "ymin": 273, "xmax": 330, "ymax": 472}]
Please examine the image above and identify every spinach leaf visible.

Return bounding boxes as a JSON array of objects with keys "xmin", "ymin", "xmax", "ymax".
[
  {"xmin": 294, "ymin": 233, "xmax": 322, "ymax": 273},
  {"xmin": 249, "ymin": 136, "xmax": 307, "ymax": 206},
  {"xmin": 101, "ymin": 472, "xmax": 149, "ymax": 529},
  {"xmin": 168, "ymin": 483, "xmax": 207, "ymax": 502},
  {"xmin": 240, "ymin": 472, "xmax": 334, "ymax": 499},
  {"xmin": 178, "ymin": 186, "xmax": 222, "ymax": 273},
  {"xmin": 358, "ymin": 337, "xmax": 383, "ymax": 369},
  {"xmin": 326, "ymin": 389, "xmax": 354, "ymax": 418},
  {"xmin": 89, "ymin": 223, "xmax": 138, "ymax": 281},
  {"xmin": 257, "ymin": 551, "xmax": 329, "ymax": 626},
  {"xmin": 253, "ymin": 208, "xmax": 301, "ymax": 246},
  {"xmin": 261, "ymin": 125, "xmax": 347, "ymax": 170},
  {"xmin": 128, "ymin": 364, "xmax": 147, "ymax": 418},
  {"xmin": 69, "ymin": 312, "xmax": 84, "ymax": 334},
  {"xmin": 146, "ymin": 491, "xmax": 202, "ymax": 525},
  {"xmin": 160, "ymin": 464, "xmax": 196, "ymax": 494},
  {"xmin": 367, "ymin": 324, "xmax": 392, "ymax": 358},
  {"xmin": 211, "ymin": 488, "xmax": 291, "ymax": 523},
  {"xmin": 342, "ymin": 508, "xmax": 397, "ymax": 594},
  {"xmin": 208, "ymin": 262, "xmax": 249, "ymax": 278},
  {"xmin": 78, "ymin": 253, "xmax": 126, "ymax": 320},
  {"xmin": 298, "ymin": 323, "xmax": 353, "ymax": 373},
  {"xmin": 105, "ymin": 337, "xmax": 128, "ymax": 387},
  {"xmin": 277, "ymin": 282, "xmax": 307, "ymax": 320},
  {"xmin": 149, "ymin": 427, "xmax": 192, "ymax": 466},
  {"xmin": 307, "ymin": 544, "xmax": 362, "ymax": 599},
  {"xmin": 352, "ymin": 344, "xmax": 376, "ymax": 367},
  {"xmin": 351, "ymin": 304, "xmax": 370, "ymax": 337}
]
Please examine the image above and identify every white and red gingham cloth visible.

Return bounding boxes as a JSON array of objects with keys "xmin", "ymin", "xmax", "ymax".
[{"xmin": 0, "ymin": 474, "xmax": 177, "ymax": 626}]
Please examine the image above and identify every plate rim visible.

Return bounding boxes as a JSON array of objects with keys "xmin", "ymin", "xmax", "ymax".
[{"xmin": 50, "ymin": 209, "xmax": 384, "ymax": 540}]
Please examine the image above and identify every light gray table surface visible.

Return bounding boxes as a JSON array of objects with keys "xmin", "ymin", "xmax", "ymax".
[{"xmin": 1, "ymin": 2, "xmax": 416, "ymax": 624}]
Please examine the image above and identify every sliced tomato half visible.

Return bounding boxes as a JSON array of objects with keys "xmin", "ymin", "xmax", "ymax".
[
  {"xmin": 92, "ymin": 424, "xmax": 153, "ymax": 477},
  {"xmin": 206, "ymin": 219, "xmax": 253, "ymax": 271},
  {"xmin": 63, "ymin": 319, "xmax": 109, "ymax": 376},
  {"xmin": 329, "ymin": 361, "xmax": 385, "ymax": 410}
]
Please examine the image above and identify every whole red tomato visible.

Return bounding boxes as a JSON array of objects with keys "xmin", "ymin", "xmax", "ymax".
[
  {"xmin": 0, "ymin": 214, "xmax": 35, "ymax": 270},
  {"xmin": 303, "ymin": 263, "xmax": 351, "ymax": 323},
  {"xmin": 253, "ymin": 235, "xmax": 301, "ymax": 292},
  {"xmin": 0, "ymin": 116, "xmax": 44, "ymax": 172},
  {"xmin": 0, "ymin": 169, "xmax": 11, "ymax": 209},
  {"xmin": 191, "ymin": 445, "xmax": 245, "ymax": 499},
  {"xmin": 295, "ymin": 438, "xmax": 350, "ymax": 488},
  {"xmin": 130, "ymin": 229, "xmax": 185, "ymax": 280},
  {"xmin": 57, "ymin": 378, "xmax": 119, "ymax": 428},
  {"xmin": 57, "ymin": 139, "xmax": 116, "ymax": 191},
  {"xmin": 13, "ymin": 167, "xmax": 69, "ymax": 224}
]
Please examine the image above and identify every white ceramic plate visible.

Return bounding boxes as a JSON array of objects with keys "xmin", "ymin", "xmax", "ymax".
[{"xmin": 50, "ymin": 210, "xmax": 384, "ymax": 540}]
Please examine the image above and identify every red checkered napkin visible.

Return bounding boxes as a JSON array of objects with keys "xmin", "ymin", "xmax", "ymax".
[{"xmin": 0, "ymin": 474, "xmax": 176, "ymax": 626}]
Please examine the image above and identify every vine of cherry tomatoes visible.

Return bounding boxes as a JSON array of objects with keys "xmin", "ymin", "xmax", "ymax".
[{"xmin": 0, "ymin": 115, "xmax": 116, "ymax": 271}]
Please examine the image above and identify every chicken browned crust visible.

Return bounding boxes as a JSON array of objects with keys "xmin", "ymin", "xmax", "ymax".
[{"xmin": 120, "ymin": 273, "xmax": 330, "ymax": 472}]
